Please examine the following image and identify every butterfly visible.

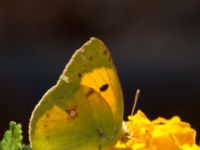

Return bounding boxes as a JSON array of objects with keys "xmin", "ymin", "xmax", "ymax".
[{"xmin": 29, "ymin": 38, "xmax": 124, "ymax": 150}]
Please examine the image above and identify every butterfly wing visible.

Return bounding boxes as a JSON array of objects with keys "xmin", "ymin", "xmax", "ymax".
[{"xmin": 29, "ymin": 38, "xmax": 124, "ymax": 150}]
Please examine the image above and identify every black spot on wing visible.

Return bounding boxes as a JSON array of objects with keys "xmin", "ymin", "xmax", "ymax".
[
  {"xmin": 84, "ymin": 64, "xmax": 88, "ymax": 68},
  {"xmin": 89, "ymin": 56, "xmax": 93, "ymax": 60},
  {"xmin": 99, "ymin": 84, "xmax": 109, "ymax": 92},
  {"xmin": 103, "ymin": 50, "xmax": 107, "ymax": 55},
  {"xmin": 46, "ymin": 136, "xmax": 50, "ymax": 140},
  {"xmin": 46, "ymin": 113, "xmax": 50, "ymax": 118},
  {"xmin": 85, "ymin": 88, "xmax": 94, "ymax": 97},
  {"xmin": 108, "ymin": 55, "xmax": 112, "ymax": 62},
  {"xmin": 78, "ymin": 73, "xmax": 82, "ymax": 78},
  {"xmin": 44, "ymin": 124, "xmax": 48, "ymax": 128}
]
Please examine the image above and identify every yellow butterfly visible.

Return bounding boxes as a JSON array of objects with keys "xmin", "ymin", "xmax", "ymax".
[{"xmin": 29, "ymin": 38, "xmax": 124, "ymax": 150}]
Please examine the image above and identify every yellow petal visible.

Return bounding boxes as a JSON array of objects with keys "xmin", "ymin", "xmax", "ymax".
[
  {"xmin": 112, "ymin": 110, "xmax": 199, "ymax": 150},
  {"xmin": 181, "ymin": 144, "xmax": 200, "ymax": 150}
]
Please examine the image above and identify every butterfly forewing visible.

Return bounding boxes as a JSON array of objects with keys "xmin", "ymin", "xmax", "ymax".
[{"xmin": 29, "ymin": 38, "xmax": 124, "ymax": 150}]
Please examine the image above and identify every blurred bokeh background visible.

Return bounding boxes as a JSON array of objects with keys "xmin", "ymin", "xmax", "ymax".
[{"xmin": 0, "ymin": 0, "xmax": 200, "ymax": 143}]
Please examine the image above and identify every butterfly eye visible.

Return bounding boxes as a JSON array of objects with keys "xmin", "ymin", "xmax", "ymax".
[{"xmin": 99, "ymin": 84, "xmax": 109, "ymax": 92}]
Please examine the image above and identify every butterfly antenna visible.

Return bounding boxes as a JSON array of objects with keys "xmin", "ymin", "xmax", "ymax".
[{"xmin": 131, "ymin": 89, "xmax": 140, "ymax": 115}]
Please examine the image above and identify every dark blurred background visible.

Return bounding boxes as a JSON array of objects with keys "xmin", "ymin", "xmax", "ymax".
[{"xmin": 0, "ymin": 0, "xmax": 200, "ymax": 143}]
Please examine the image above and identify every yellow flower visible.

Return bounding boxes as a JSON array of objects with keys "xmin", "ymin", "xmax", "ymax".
[{"xmin": 111, "ymin": 110, "xmax": 200, "ymax": 150}]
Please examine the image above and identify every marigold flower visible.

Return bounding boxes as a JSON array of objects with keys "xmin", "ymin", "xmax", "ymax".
[{"xmin": 111, "ymin": 110, "xmax": 200, "ymax": 150}]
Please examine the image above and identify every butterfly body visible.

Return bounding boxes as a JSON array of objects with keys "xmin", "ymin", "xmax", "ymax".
[{"xmin": 29, "ymin": 38, "xmax": 124, "ymax": 150}]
